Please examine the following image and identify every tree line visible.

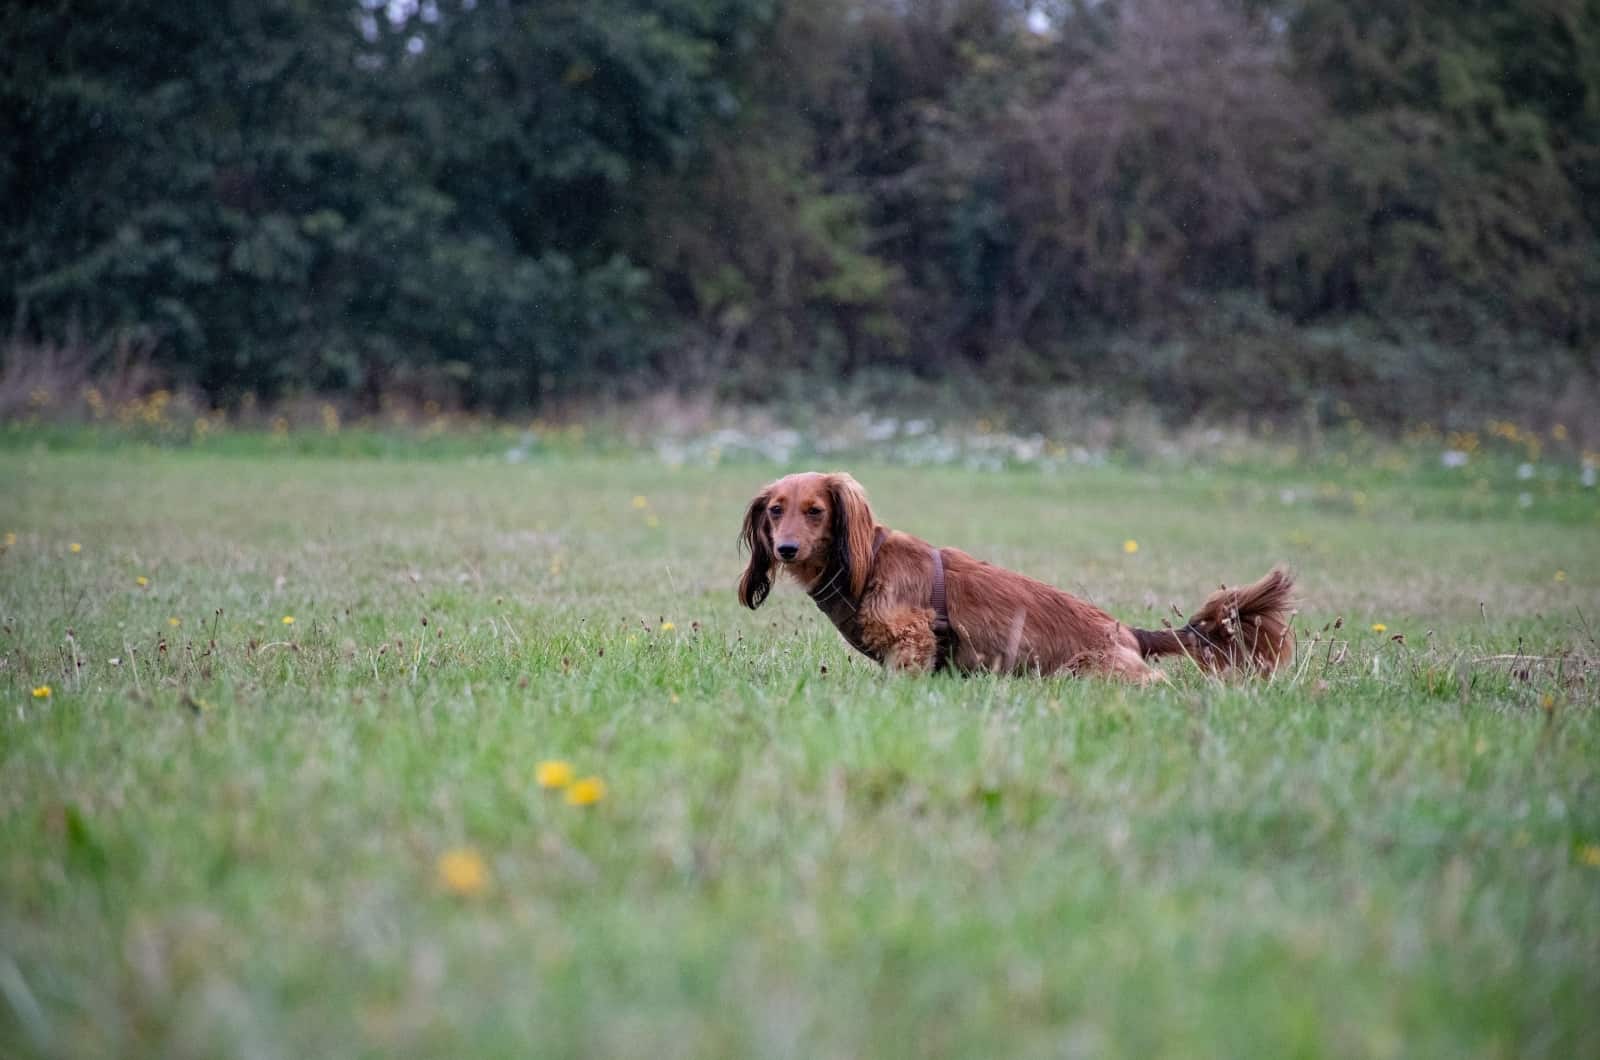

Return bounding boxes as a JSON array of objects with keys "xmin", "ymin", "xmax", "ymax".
[{"xmin": 5, "ymin": 0, "xmax": 1598, "ymax": 420}]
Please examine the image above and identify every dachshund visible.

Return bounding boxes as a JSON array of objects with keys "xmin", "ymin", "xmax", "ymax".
[{"xmin": 738, "ymin": 471, "xmax": 1294, "ymax": 681}]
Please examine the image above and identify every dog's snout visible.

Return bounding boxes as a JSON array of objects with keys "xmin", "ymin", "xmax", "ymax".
[{"xmin": 776, "ymin": 542, "xmax": 799, "ymax": 561}]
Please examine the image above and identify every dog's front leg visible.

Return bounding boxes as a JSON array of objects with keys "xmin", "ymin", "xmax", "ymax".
[{"xmin": 860, "ymin": 600, "xmax": 939, "ymax": 674}]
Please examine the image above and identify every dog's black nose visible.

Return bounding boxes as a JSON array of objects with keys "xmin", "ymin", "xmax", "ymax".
[{"xmin": 777, "ymin": 543, "xmax": 799, "ymax": 561}]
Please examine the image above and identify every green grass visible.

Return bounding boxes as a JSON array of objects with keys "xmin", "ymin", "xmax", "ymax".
[{"xmin": 2, "ymin": 442, "xmax": 1597, "ymax": 1058}]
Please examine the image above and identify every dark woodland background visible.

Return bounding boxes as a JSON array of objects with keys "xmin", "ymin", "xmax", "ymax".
[{"xmin": 5, "ymin": 0, "xmax": 1599, "ymax": 424}]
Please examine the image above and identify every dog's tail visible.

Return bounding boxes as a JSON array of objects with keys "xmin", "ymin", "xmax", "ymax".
[{"xmin": 1132, "ymin": 567, "xmax": 1296, "ymax": 675}]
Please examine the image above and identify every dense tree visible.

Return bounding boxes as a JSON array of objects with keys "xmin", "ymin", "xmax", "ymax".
[
  {"xmin": 1271, "ymin": 0, "xmax": 1600, "ymax": 346},
  {"xmin": 3, "ymin": 0, "xmax": 1596, "ymax": 416},
  {"xmin": 3, "ymin": 3, "xmax": 367, "ymax": 394},
  {"xmin": 1, "ymin": 0, "xmax": 762, "ymax": 407}
]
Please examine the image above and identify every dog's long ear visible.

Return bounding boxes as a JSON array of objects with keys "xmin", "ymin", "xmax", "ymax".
[
  {"xmin": 738, "ymin": 490, "xmax": 774, "ymax": 609},
  {"xmin": 827, "ymin": 472, "xmax": 876, "ymax": 600}
]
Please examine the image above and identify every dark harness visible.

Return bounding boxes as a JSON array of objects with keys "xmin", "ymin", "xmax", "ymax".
[{"xmin": 807, "ymin": 529, "xmax": 957, "ymax": 670}]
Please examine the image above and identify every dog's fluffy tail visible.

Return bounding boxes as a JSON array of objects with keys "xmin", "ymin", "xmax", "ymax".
[{"xmin": 1133, "ymin": 567, "xmax": 1296, "ymax": 675}]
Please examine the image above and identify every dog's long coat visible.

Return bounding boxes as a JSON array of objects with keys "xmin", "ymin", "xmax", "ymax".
[{"xmin": 739, "ymin": 472, "xmax": 1294, "ymax": 681}]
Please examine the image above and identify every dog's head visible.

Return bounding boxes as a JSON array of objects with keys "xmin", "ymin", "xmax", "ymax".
[{"xmin": 738, "ymin": 471, "xmax": 875, "ymax": 609}]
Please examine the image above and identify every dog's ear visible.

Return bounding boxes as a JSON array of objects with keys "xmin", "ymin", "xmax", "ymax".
[
  {"xmin": 738, "ymin": 490, "xmax": 774, "ymax": 609},
  {"xmin": 827, "ymin": 472, "xmax": 876, "ymax": 600}
]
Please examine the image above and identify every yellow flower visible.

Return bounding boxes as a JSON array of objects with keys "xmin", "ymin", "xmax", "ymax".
[
  {"xmin": 437, "ymin": 848, "xmax": 489, "ymax": 896},
  {"xmin": 566, "ymin": 777, "xmax": 607, "ymax": 806},
  {"xmin": 168, "ymin": 617, "xmax": 181, "ymax": 628},
  {"xmin": 135, "ymin": 575, "xmax": 149, "ymax": 587},
  {"xmin": 1552, "ymin": 423, "xmax": 1568, "ymax": 441},
  {"xmin": 282, "ymin": 615, "xmax": 295, "ymax": 625},
  {"xmin": 1370, "ymin": 623, "xmax": 1387, "ymax": 633},
  {"xmin": 1553, "ymin": 570, "xmax": 1566, "ymax": 583},
  {"xmin": 69, "ymin": 542, "xmax": 82, "ymax": 554},
  {"xmin": 31, "ymin": 685, "xmax": 51, "ymax": 699},
  {"xmin": 1580, "ymin": 844, "xmax": 1600, "ymax": 868},
  {"xmin": 1122, "ymin": 539, "xmax": 1138, "ymax": 554},
  {"xmin": 631, "ymin": 495, "xmax": 649, "ymax": 510},
  {"xmin": 3, "ymin": 532, "xmax": 15, "ymax": 547},
  {"xmin": 660, "ymin": 620, "xmax": 675, "ymax": 632},
  {"xmin": 645, "ymin": 514, "xmax": 661, "ymax": 528},
  {"xmin": 536, "ymin": 760, "xmax": 575, "ymax": 789}
]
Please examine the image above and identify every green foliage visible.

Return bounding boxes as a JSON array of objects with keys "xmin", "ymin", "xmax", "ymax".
[
  {"xmin": 4, "ymin": 0, "xmax": 1598, "ymax": 414},
  {"xmin": 1272, "ymin": 0, "xmax": 1600, "ymax": 344},
  {"xmin": 1, "ymin": 0, "xmax": 763, "ymax": 406}
]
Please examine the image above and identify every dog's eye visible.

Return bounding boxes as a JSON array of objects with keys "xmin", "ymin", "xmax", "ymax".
[
  {"xmin": 805, "ymin": 506, "xmax": 824, "ymax": 517},
  {"xmin": 768, "ymin": 506, "xmax": 783, "ymax": 517}
]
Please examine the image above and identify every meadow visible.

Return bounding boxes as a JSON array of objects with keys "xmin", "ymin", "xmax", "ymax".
[{"xmin": 1, "ymin": 430, "xmax": 1597, "ymax": 1058}]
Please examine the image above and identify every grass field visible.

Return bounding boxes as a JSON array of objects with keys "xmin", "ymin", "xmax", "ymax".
[{"xmin": 2, "ymin": 436, "xmax": 1598, "ymax": 1058}]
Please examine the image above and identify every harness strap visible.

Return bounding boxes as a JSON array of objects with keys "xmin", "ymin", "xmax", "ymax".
[{"xmin": 929, "ymin": 547, "xmax": 950, "ymax": 633}]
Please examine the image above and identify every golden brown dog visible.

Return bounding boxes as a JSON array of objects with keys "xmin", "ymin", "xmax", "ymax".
[{"xmin": 738, "ymin": 471, "xmax": 1294, "ymax": 681}]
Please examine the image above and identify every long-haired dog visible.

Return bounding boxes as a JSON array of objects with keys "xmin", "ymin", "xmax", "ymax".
[{"xmin": 739, "ymin": 472, "xmax": 1294, "ymax": 681}]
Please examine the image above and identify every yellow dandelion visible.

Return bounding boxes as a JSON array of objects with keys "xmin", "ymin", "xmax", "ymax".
[
  {"xmin": 3, "ymin": 532, "xmax": 15, "ymax": 547},
  {"xmin": 631, "ymin": 495, "xmax": 649, "ymax": 510},
  {"xmin": 1370, "ymin": 623, "xmax": 1387, "ymax": 633},
  {"xmin": 1553, "ymin": 570, "xmax": 1566, "ymax": 583},
  {"xmin": 660, "ymin": 620, "xmax": 676, "ymax": 632},
  {"xmin": 535, "ymin": 760, "xmax": 574, "ymax": 789},
  {"xmin": 135, "ymin": 575, "xmax": 149, "ymax": 587},
  {"xmin": 436, "ymin": 848, "xmax": 489, "ymax": 896},
  {"xmin": 282, "ymin": 615, "xmax": 295, "ymax": 625},
  {"xmin": 1552, "ymin": 423, "xmax": 1568, "ymax": 441},
  {"xmin": 168, "ymin": 617, "xmax": 181, "ymax": 628},
  {"xmin": 645, "ymin": 514, "xmax": 661, "ymax": 528},
  {"xmin": 1580, "ymin": 844, "xmax": 1600, "ymax": 868},
  {"xmin": 566, "ymin": 777, "xmax": 607, "ymax": 806},
  {"xmin": 1122, "ymin": 539, "xmax": 1139, "ymax": 554},
  {"xmin": 1474, "ymin": 738, "xmax": 1488, "ymax": 756},
  {"xmin": 69, "ymin": 542, "xmax": 82, "ymax": 554},
  {"xmin": 32, "ymin": 685, "xmax": 52, "ymax": 699}
]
